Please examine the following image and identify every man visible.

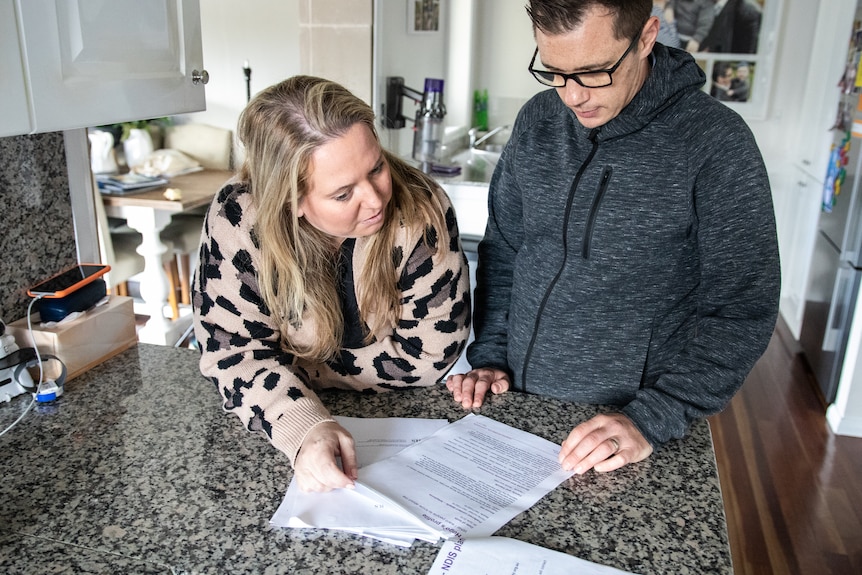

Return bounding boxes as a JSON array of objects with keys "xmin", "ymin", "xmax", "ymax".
[
  {"xmin": 701, "ymin": 0, "xmax": 762, "ymax": 54},
  {"xmin": 710, "ymin": 61, "xmax": 735, "ymax": 101},
  {"xmin": 447, "ymin": 0, "xmax": 779, "ymax": 476},
  {"xmin": 668, "ymin": 0, "xmax": 715, "ymax": 52},
  {"xmin": 729, "ymin": 61, "xmax": 751, "ymax": 102},
  {"xmin": 651, "ymin": 0, "xmax": 679, "ymax": 48}
]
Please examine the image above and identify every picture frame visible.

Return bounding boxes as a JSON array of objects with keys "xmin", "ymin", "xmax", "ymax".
[
  {"xmin": 407, "ymin": 0, "xmax": 441, "ymax": 35},
  {"xmin": 688, "ymin": 0, "xmax": 783, "ymax": 120}
]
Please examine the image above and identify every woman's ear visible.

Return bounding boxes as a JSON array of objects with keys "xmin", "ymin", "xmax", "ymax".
[{"xmin": 296, "ymin": 198, "xmax": 305, "ymax": 219}]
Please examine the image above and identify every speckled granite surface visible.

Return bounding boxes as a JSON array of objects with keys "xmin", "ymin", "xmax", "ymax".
[
  {"xmin": 0, "ymin": 132, "xmax": 78, "ymax": 323},
  {"xmin": 0, "ymin": 344, "xmax": 731, "ymax": 574}
]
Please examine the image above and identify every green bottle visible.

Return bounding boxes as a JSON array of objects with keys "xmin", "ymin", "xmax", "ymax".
[{"xmin": 474, "ymin": 89, "xmax": 488, "ymax": 131}]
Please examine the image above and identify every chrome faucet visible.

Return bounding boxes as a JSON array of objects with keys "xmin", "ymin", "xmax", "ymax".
[{"xmin": 469, "ymin": 125, "xmax": 510, "ymax": 149}]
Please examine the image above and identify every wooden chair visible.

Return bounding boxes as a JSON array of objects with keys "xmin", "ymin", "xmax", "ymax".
[
  {"xmin": 94, "ymin": 188, "xmax": 181, "ymax": 321},
  {"xmin": 159, "ymin": 123, "xmax": 232, "ymax": 306}
]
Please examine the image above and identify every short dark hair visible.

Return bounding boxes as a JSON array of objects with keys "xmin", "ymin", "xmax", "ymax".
[
  {"xmin": 712, "ymin": 62, "xmax": 733, "ymax": 81},
  {"xmin": 526, "ymin": 0, "xmax": 650, "ymax": 40}
]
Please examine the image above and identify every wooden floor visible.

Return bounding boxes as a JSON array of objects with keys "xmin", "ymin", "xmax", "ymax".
[{"xmin": 708, "ymin": 319, "xmax": 862, "ymax": 575}]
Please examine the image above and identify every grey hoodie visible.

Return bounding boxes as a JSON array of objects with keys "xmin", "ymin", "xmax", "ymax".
[{"xmin": 467, "ymin": 44, "xmax": 780, "ymax": 449}]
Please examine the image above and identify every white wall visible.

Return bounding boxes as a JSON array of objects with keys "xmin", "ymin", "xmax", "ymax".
[
  {"xmin": 194, "ymin": 0, "xmax": 530, "ymax": 159},
  {"xmin": 830, "ymin": 302, "xmax": 862, "ymax": 436},
  {"xmin": 373, "ymin": 0, "xmax": 449, "ymax": 157},
  {"xmin": 473, "ymin": 0, "xmax": 542, "ymax": 129},
  {"xmin": 373, "ymin": 0, "xmax": 537, "ymax": 155},
  {"xmin": 182, "ymin": 0, "xmax": 815, "ymax": 173},
  {"xmin": 175, "ymin": 0, "xmax": 302, "ymax": 155},
  {"xmin": 745, "ymin": 0, "xmax": 820, "ymax": 187}
]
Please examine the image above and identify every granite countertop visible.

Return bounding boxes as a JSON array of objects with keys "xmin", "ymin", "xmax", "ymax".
[{"xmin": 0, "ymin": 344, "xmax": 731, "ymax": 574}]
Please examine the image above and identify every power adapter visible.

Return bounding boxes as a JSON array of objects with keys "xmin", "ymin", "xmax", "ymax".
[{"xmin": 35, "ymin": 379, "xmax": 63, "ymax": 403}]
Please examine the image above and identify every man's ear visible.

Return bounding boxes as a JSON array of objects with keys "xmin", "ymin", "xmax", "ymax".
[{"xmin": 640, "ymin": 16, "xmax": 660, "ymax": 55}]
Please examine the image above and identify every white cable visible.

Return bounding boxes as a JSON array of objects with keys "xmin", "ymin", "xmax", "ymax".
[{"xmin": 0, "ymin": 296, "xmax": 45, "ymax": 437}]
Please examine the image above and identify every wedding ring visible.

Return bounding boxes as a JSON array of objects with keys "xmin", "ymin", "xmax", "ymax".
[{"xmin": 608, "ymin": 437, "xmax": 620, "ymax": 454}]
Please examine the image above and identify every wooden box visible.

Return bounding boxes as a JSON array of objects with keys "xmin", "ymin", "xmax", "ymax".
[{"xmin": 7, "ymin": 296, "xmax": 137, "ymax": 382}]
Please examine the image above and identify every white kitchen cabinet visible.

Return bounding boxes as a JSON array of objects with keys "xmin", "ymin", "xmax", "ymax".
[
  {"xmin": 439, "ymin": 181, "xmax": 489, "ymax": 240},
  {"xmin": 0, "ymin": 0, "xmax": 206, "ymax": 138},
  {"xmin": 793, "ymin": 0, "xmax": 856, "ymax": 181},
  {"xmin": 779, "ymin": 168, "xmax": 824, "ymax": 338},
  {"xmin": 0, "ymin": 0, "xmax": 31, "ymax": 137}
]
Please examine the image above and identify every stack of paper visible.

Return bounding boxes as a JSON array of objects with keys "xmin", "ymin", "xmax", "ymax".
[
  {"xmin": 271, "ymin": 417, "xmax": 450, "ymax": 545},
  {"xmin": 272, "ymin": 415, "xmax": 639, "ymax": 574},
  {"xmin": 96, "ymin": 173, "xmax": 168, "ymax": 194},
  {"xmin": 271, "ymin": 414, "xmax": 575, "ymax": 547}
]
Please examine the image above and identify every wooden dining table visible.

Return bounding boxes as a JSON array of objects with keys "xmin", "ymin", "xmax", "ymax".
[{"xmin": 101, "ymin": 169, "xmax": 233, "ymax": 345}]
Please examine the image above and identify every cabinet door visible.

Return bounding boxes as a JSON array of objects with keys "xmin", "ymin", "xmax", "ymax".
[
  {"xmin": 0, "ymin": 0, "xmax": 32, "ymax": 136},
  {"xmin": 17, "ymin": 0, "xmax": 206, "ymax": 133},
  {"xmin": 779, "ymin": 169, "xmax": 825, "ymax": 337},
  {"xmin": 795, "ymin": 0, "xmax": 856, "ymax": 181}
]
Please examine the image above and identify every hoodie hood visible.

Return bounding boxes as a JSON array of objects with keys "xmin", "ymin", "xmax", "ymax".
[{"xmin": 598, "ymin": 43, "xmax": 706, "ymax": 142}]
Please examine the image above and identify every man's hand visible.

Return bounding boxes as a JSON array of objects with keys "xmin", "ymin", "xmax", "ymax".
[
  {"xmin": 559, "ymin": 413, "xmax": 653, "ymax": 474},
  {"xmin": 293, "ymin": 421, "xmax": 358, "ymax": 492},
  {"xmin": 445, "ymin": 368, "xmax": 511, "ymax": 409}
]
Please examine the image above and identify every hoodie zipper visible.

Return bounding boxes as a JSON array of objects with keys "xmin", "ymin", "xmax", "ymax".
[
  {"xmin": 520, "ymin": 128, "xmax": 601, "ymax": 392},
  {"xmin": 582, "ymin": 166, "xmax": 612, "ymax": 259}
]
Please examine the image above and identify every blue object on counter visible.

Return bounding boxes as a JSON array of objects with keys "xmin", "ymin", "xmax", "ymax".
[{"xmin": 37, "ymin": 279, "xmax": 107, "ymax": 323}]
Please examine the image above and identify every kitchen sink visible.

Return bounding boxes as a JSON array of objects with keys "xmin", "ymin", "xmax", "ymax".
[
  {"xmin": 448, "ymin": 148, "xmax": 501, "ymax": 184},
  {"xmin": 430, "ymin": 146, "xmax": 499, "ymax": 238}
]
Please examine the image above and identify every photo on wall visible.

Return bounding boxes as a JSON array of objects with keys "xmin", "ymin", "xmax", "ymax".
[
  {"xmin": 408, "ymin": 0, "xmax": 441, "ymax": 34},
  {"xmin": 708, "ymin": 60, "xmax": 755, "ymax": 103},
  {"xmin": 673, "ymin": 0, "xmax": 777, "ymax": 112},
  {"xmin": 699, "ymin": 0, "xmax": 764, "ymax": 55},
  {"xmin": 657, "ymin": 0, "xmax": 764, "ymax": 54}
]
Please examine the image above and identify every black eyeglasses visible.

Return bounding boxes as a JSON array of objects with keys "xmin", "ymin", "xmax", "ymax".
[{"xmin": 528, "ymin": 29, "xmax": 642, "ymax": 88}]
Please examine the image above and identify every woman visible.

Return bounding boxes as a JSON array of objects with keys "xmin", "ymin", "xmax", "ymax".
[{"xmin": 192, "ymin": 76, "xmax": 471, "ymax": 492}]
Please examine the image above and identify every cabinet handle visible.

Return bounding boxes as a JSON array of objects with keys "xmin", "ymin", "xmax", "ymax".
[{"xmin": 192, "ymin": 69, "xmax": 210, "ymax": 85}]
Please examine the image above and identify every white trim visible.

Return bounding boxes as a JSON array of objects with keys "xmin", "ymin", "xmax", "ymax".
[
  {"xmin": 63, "ymin": 128, "xmax": 100, "ymax": 264},
  {"xmin": 827, "ymin": 404, "xmax": 862, "ymax": 438}
]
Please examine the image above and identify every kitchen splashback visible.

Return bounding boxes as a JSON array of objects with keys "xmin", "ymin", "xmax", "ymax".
[{"xmin": 0, "ymin": 132, "xmax": 77, "ymax": 324}]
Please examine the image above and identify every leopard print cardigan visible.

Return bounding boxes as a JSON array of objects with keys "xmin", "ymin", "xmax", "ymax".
[{"xmin": 192, "ymin": 182, "xmax": 471, "ymax": 464}]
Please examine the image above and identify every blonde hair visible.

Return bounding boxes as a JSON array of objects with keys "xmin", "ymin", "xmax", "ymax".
[{"xmin": 237, "ymin": 76, "xmax": 448, "ymax": 362}]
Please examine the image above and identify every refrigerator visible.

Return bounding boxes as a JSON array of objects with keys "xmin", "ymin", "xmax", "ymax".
[{"xmin": 800, "ymin": 42, "xmax": 862, "ymax": 404}]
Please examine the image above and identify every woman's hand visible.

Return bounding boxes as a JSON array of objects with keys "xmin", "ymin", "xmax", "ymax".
[
  {"xmin": 558, "ymin": 413, "xmax": 653, "ymax": 474},
  {"xmin": 294, "ymin": 421, "xmax": 358, "ymax": 492},
  {"xmin": 445, "ymin": 368, "xmax": 511, "ymax": 409}
]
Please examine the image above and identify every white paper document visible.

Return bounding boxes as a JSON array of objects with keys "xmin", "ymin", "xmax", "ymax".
[
  {"xmin": 358, "ymin": 414, "xmax": 575, "ymax": 539},
  {"xmin": 428, "ymin": 536, "xmax": 639, "ymax": 575},
  {"xmin": 270, "ymin": 414, "xmax": 574, "ymax": 547},
  {"xmin": 271, "ymin": 416, "xmax": 450, "ymax": 546},
  {"xmin": 331, "ymin": 415, "xmax": 450, "ymax": 463}
]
